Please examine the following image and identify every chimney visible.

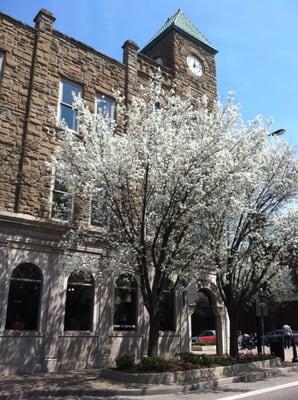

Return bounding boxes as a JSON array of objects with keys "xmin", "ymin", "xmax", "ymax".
[{"xmin": 33, "ymin": 9, "xmax": 56, "ymax": 31}]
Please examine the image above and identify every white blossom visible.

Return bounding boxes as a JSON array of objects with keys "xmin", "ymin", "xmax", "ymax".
[{"xmin": 53, "ymin": 76, "xmax": 298, "ymax": 355}]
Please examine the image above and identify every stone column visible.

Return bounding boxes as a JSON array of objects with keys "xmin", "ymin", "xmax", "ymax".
[
  {"xmin": 42, "ymin": 252, "xmax": 65, "ymax": 372},
  {"xmin": 212, "ymin": 304, "xmax": 225, "ymax": 355}
]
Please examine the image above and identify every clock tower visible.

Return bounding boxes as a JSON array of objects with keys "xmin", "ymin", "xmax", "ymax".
[{"xmin": 141, "ymin": 10, "xmax": 217, "ymax": 100}]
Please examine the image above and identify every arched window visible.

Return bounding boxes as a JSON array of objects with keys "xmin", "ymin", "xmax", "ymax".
[
  {"xmin": 5, "ymin": 263, "xmax": 42, "ymax": 331},
  {"xmin": 64, "ymin": 271, "xmax": 94, "ymax": 331},
  {"xmin": 159, "ymin": 279, "xmax": 176, "ymax": 332},
  {"xmin": 114, "ymin": 274, "xmax": 137, "ymax": 331}
]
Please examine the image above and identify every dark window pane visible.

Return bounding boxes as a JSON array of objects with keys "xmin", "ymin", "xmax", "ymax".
[
  {"xmin": 5, "ymin": 264, "xmax": 42, "ymax": 331},
  {"xmin": 114, "ymin": 275, "xmax": 137, "ymax": 331},
  {"xmin": 64, "ymin": 272, "xmax": 94, "ymax": 331},
  {"xmin": 54, "ymin": 179, "xmax": 68, "ymax": 193},
  {"xmin": 12, "ymin": 263, "xmax": 42, "ymax": 281},
  {"xmin": 51, "ymin": 190, "xmax": 72, "ymax": 220},
  {"xmin": 62, "ymin": 80, "xmax": 81, "ymax": 104},
  {"xmin": 60, "ymin": 104, "xmax": 78, "ymax": 130}
]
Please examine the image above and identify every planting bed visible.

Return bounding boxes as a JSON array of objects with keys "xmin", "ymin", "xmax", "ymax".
[{"xmin": 102, "ymin": 353, "xmax": 280, "ymax": 385}]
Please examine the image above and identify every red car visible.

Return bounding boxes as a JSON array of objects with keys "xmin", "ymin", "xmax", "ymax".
[{"xmin": 196, "ymin": 330, "xmax": 216, "ymax": 344}]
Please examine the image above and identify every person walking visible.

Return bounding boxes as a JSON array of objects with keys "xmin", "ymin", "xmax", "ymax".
[{"xmin": 282, "ymin": 324, "xmax": 293, "ymax": 348}]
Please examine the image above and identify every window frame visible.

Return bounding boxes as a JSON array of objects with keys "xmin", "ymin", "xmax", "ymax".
[
  {"xmin": 64, "ymin": 271, "xmax": 94, "ymax": 332},
  {"xmin": 5, "ymin": 263, "xmax": 43, "ymax": 332},
  {"xmin": 89, "ymin": 189, "xmax": 110, "ymax": 228},
  {"xmin": 95, "ymin": 93, "xmax": 115, "ymax": 124},
  {"xmin": 113, "ymin": 274, "xmax": 138, "ymax": 332},
  {"xmin": 58, "ymin": 78, "xmax": 82, "ymax": 132},
  {"xmin": 49, "ymin": 166, "xmax": 74, "ymax": 222}
]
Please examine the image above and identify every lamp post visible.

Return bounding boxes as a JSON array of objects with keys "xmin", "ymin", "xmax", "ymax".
[
  {"xmin": 256, "ymin": 290, "xmax": 269, "ymax": 354},
  {"xmin": 268, "ymin": 128, "xmax": 286, "ymax": 137}
]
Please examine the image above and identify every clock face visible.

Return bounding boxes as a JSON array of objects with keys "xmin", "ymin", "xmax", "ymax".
[{"xmin": 186, "ymin": 54, "xmax": 203, "ymax": 77}]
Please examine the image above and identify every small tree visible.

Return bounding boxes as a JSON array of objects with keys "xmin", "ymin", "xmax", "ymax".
[
  {"xmin": 54, "ymin": 77, "xmax": 296, "ymax": 356},
  {"xmin": 203, "ymin": 134, "xmax": 298, "ymax": 356}
]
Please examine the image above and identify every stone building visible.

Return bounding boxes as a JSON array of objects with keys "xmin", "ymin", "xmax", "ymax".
[{"xmin": 0, "ymin": 8, "xmax": 229, "ymax": 374}]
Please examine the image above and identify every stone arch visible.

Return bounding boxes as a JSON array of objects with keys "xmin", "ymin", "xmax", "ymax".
[
  {"xmin": 191, "ymin": 288, "xmax": 216, "ymax": 336},
  {"xmin": 189, "ymin": 282, "xmax": 226, "ymax": 355}
]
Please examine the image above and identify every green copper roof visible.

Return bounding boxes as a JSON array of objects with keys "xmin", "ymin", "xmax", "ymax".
[{"xmin": 142, "ymin": 9, "xmax": 217, "ymax": 53}]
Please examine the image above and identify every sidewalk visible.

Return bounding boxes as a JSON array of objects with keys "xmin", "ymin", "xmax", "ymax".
[{"xmin": 0, "ymin": 352, "xmax": 297, "ymax": 399}]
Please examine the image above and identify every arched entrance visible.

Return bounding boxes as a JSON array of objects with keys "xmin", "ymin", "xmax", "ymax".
[
  {"xmin": 189, "ymin": 286, "xmax": 227, "ymax": 354},
  {"xmin": 191, "ymin": 290, "xmax": 216, "ymax": 339}
]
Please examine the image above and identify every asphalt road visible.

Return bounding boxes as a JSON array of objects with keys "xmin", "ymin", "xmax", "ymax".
[{"xmin": 127, "ymin": 372, "xmax": 298, "ymax": 400}]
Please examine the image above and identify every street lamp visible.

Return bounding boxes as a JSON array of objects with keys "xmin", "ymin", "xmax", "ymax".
[
  {"xmin": 268, "ymin": 129, "xmax": 286, "ymax": 137},
  {"xmin": 256, "ymin": 290, "xmax": 269, "ymax": 354}
]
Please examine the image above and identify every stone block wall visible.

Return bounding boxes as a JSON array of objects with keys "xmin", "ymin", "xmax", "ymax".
[
  {"xmin": 1, "ymin": 10, "xmax": 126, "ymax": 218},
  {"xmin": 0, "ymin": 14, "xmax": 35, "ymax": 212},
  {"xmin": 0, "ymin": 9, "xmax": 217, "ymax": 219}
]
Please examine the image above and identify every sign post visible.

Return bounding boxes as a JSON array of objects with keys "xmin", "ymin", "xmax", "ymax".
[{"xmin": 256, "ymin": 293, "xmax": 269, "ymax": 354}]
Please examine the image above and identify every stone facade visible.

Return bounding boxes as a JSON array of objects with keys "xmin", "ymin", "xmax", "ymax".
[{"xmin": 0, "ymin": 9, "xmax": 228, "ymax": 375}]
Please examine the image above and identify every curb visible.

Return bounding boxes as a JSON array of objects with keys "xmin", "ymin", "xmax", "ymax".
[
  {"xmin": 101, "ymin": 358, "xmax": 281, "ymax": 385},
  {"xmin": 1, "ymin": 366, "xmax": 297, "ymax": 399}
]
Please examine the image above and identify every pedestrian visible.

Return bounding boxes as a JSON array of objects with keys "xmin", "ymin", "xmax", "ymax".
[
  {"xmin": 282, "ymin": 324, "xmax": 293, "ymax": 349},
  {"xmin": 238, "ymin": 331, "xmax": 244, "ymax": 349}
]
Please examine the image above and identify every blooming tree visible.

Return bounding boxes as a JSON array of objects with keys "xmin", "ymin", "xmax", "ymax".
[
  {"xmin": 202, "ymin": 134, "xmax": 298, "ymax": 356},
  {"xmin": 53, "ymin": 77, "xmax": 297, "ymax": 356}
]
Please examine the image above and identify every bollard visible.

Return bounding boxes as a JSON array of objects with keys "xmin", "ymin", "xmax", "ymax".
[{"xmin": 292, "ymin": 337, "xmax": 298, "ymax": 363}]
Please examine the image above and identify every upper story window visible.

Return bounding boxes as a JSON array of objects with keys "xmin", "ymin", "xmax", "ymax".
[
  {"xmin": 90, "ymin": 189, "xmax": 110, "ymax": 227},
  {"xmin": 50, "ymin": 175, "xmax": 73, "ymax": 221},
  {"xmin": 0, "ymin": 52, "xmax": 4, "ymax": 76},
  {"xmin": 58, "ymin": 79, "xmax": 82, "ymax": 130},
  {"xmin": 96, "ymin": 94, "xmax": 115, "ymax": 122}
]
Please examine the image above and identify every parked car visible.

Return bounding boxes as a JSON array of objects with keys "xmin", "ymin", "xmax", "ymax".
[
  {"xmin": 195, "ymin": 330, "xmax": 216, "ymax": 344},
  {"xmin": 263, "ymin": 329, "xmax": 298, "ymax": 346}
]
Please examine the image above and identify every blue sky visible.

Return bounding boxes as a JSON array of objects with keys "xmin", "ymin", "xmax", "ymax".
[{"xmin": 1, "ymin": 0, "xmax": 297, "ymax": 147}]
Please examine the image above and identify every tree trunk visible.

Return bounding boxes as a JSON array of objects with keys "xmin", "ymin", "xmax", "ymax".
[
  {"xmin": 147, "ymin": 313, "xmax": 160, "ymax": 356},
  {"xmin": 228, "ymin": 308, "xmax": 240, "ymax": 357}
]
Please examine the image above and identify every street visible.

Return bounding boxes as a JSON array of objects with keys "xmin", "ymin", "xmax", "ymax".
[{"xmin": 126, "ymin": 372, "xmax": 298, "ymax": 400}]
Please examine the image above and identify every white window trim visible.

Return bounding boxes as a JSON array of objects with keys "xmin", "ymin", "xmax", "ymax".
[{"xmin": 57, "ymin": 78, "xmax": 82, "ymax": 132}]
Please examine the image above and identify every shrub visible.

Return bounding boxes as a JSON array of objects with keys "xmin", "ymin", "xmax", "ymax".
[
  {"xmin": 179, "ymin": 352, "xmax": 274, "ymax": 368},
  {"xmin": 140, "ymin": 356, "xmax": 170, "ymax": 372},
  {"xmin": 179, "ymin": 352, "xmax": 208, "ymax": 366},
  {"xmin": 115, "ymin": 354, "xmax": 135, "ymax": 370}
]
